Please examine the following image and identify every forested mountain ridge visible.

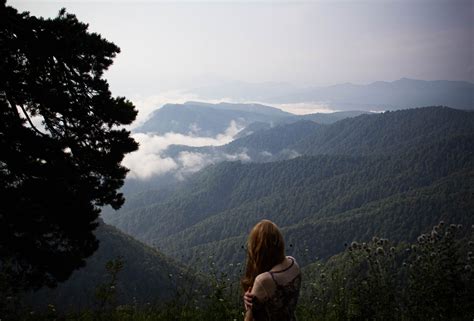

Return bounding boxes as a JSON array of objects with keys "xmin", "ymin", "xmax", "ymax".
[
  {"xmin": 26, "ymin": 222, "xmax": 193, "ymax": 311},
  {"xmin": 163, "ymin": 120, "xmax": 320, "ymax": 162},
  {"xmin": 162, "ymin": 106, "xmax": 472, "ymax": 163},
  {"xmin": 134, "ymin": 102, "xmax": 291, "ymax": 136},
  {"xmin": 296, "ymin": 106, "xmax": 474, "ymax": 156},
  {"xmin": 134, "ymin": 101, "xmax": 370, "ymax": 140},
  {"xmin": 104, "ymin": 107, "xmax": 474, "ymax": 272}
]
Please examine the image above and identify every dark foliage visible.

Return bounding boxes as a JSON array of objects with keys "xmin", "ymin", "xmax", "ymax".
[
  {"xmin": 25, "ymin": 222, "xmax": 190, "ymax": 312},
  {"xmin": 301, "ymin": 223, "xmax": 474, "ymax": 321},
  {"xmin": 0, "ymin": 1, "xmax": 138, "ymax": 292}
]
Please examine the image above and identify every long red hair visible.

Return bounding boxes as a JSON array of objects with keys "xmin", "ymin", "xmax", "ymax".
[{"xmin": 241, "ymin": 220, "xmax": 286, "ymax": 292}]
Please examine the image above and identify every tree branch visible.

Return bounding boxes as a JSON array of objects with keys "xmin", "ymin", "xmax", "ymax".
[
  {"xmin": 18, "ymin": 103, "xmax": 47, "ymax": 137},
  {"xmin": 4, "ymin": 94, "xmax": 46, "ymax": 137}
]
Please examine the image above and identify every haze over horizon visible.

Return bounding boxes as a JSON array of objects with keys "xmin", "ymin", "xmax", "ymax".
[{"xmin": 9, "ymin": 0, "xmax": 473, "ymax": 98}]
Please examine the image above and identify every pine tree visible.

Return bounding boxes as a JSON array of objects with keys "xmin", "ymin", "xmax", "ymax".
[{"xmin": 0, "ymin": 1, "xmax": 138, "ymax": 290}]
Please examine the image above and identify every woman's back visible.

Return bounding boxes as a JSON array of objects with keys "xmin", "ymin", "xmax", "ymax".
[{"xmin": 251, "ymin": 256, "xmax": 301, "ymax": 321}]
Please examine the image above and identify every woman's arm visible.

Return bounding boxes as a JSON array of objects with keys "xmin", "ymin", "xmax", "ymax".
[
  {"xmin": 243, "ymin": 274, "xmax": 269, "ymax": 320},
  {"xmin": 244, "ymin": 288, "xmax": 254, "ymax": 310},
  {"xmin": 244, "ymin": 308, "xmax": 253, "ymax": 321}
]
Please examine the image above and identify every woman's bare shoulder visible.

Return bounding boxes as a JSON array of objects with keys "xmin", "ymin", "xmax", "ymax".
[{"xmin": 255, "ymin": 271, "xmax": 273, "ymax": 284}]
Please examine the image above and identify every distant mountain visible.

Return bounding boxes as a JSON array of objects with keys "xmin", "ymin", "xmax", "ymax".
[
  {"xmin": 104, "ymin": 107, "xmax": 474, "ymax": 273},
  {"xmin": 232, "ymin": 110, "xmax": 371, "ymax": 139},
  {"xmin": 163, "ymin": 107, "xmax": 469, "ymax": 163},
  {"xmin": 183, "ymin": 101, "xmax": 290, "ymax": 117},
  {"xmin": 26, "ymin": 222, "xmax": 191, "ymax": 311},
  {"xmin": 188, "ymin": 79, "xmax": 474, "ymax": 111},
  {"xmin": 278, "ymin": 79, "xmax": 474, "ymax": 111},
  {"xmin": 282, "ymin": 110, "xmax": 371, "ymax": 124},
  {"xmin": 233, "ymin": 121, "xmax": 272, "ymax": 139},
  {"xmin": 294, "ymin": 106, "xmax": 474, "ymax": 155},
  {"xmin": 163, "ymin": 120, "xmax": 319, "ymax": 163},
  {"xmin": 134, "ymin": 101, "xmax": 291, "ymax": 136}
]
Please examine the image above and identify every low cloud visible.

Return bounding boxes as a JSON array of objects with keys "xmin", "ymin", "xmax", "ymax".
[
  {"xmin": 280, "ymin": 149, "xmax": 301, "ymax": 159},
  {"xmin": 271, "ymin": 102, "xmax": 338, "ymax": 115},
  {"xmin": 123, "ymin": 120, "xmax": 247, "ymax": 180},
  {"xmin": 173, "ymin": 149, "xmax": 251, "ymax": 181}
]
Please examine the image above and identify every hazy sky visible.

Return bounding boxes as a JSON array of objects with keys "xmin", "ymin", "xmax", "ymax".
[
  {"xmin": 8, "ymin": 0, "xmax": 472, "ymax": 180},
  {"xmin": 8, "ymin": 0, "xmax": 474, "ymax": 99}
]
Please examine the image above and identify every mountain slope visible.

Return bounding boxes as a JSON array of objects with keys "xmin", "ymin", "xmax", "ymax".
[
  {"xmin": 105, "ymin": 107, "xmax": 474, "ymax": 272},
  {"xmin": 163, "ymin": 106, "xmax": 473, "ymax": 163},
  {"xmin": 295, "ymin": 106, "xmax": 474, "ymax": 156},
  {"xmin": 26, "ymin": 222, "xmax": 192, "ymax": 311},
  {"xmin": 134, "ymin": 102, "xmax": 291, "ymax": 136}
]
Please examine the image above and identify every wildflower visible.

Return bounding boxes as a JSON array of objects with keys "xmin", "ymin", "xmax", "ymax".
[
  {"xmin": 449, "ymin": 224, "xmax": 457, "ymax": 230},
  {"xmin": 439, "ymin": 220, "xmax": 445, "ymax": 226},
  {"xmin": 351, "ymin": 241, "xmax": 359, "ymax": 249},
  {"xmin": 390, "ymin": 247, "xmax": 395, "ymax": 253},
  {"xmin": 465, "ymin": 265, "xmax": 472, "ymax": 272},
  {"xmin": 110, "ymin": 285, "xmax": 115, "ymax": 289},
  {"xmin": 376, "ymin": 247, "xmax": 385, "ymax": 255},
  {"xmin": 457, "ymin": 224, "xmax": 463, "ymax": 230},
  {"xmin": 468, "ymin": 241, "xmax": 474, "ymax": 247},
  {"xmin": 372, "ymin": 236, "xmax": 379, "ymax": 243}
]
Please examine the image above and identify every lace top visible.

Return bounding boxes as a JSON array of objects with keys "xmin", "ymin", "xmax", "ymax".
[{"xmin": 250, "ymin": 256, "xmax": 302, "ymax": 321}]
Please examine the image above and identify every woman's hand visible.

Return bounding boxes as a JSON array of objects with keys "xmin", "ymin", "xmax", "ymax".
[{"xmin": 244, "ymin": 287, "xmax": 254, "ymax": 311}]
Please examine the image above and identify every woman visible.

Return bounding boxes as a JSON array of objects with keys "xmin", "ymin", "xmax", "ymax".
[{"xmin": 241, "ymin": 220, "xmax": 301, "ymax": 321}]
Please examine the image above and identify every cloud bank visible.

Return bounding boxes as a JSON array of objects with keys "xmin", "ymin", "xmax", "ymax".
[{"xmin": 123, "ymin": 120, "xmax": 247, "ymax": 180}]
